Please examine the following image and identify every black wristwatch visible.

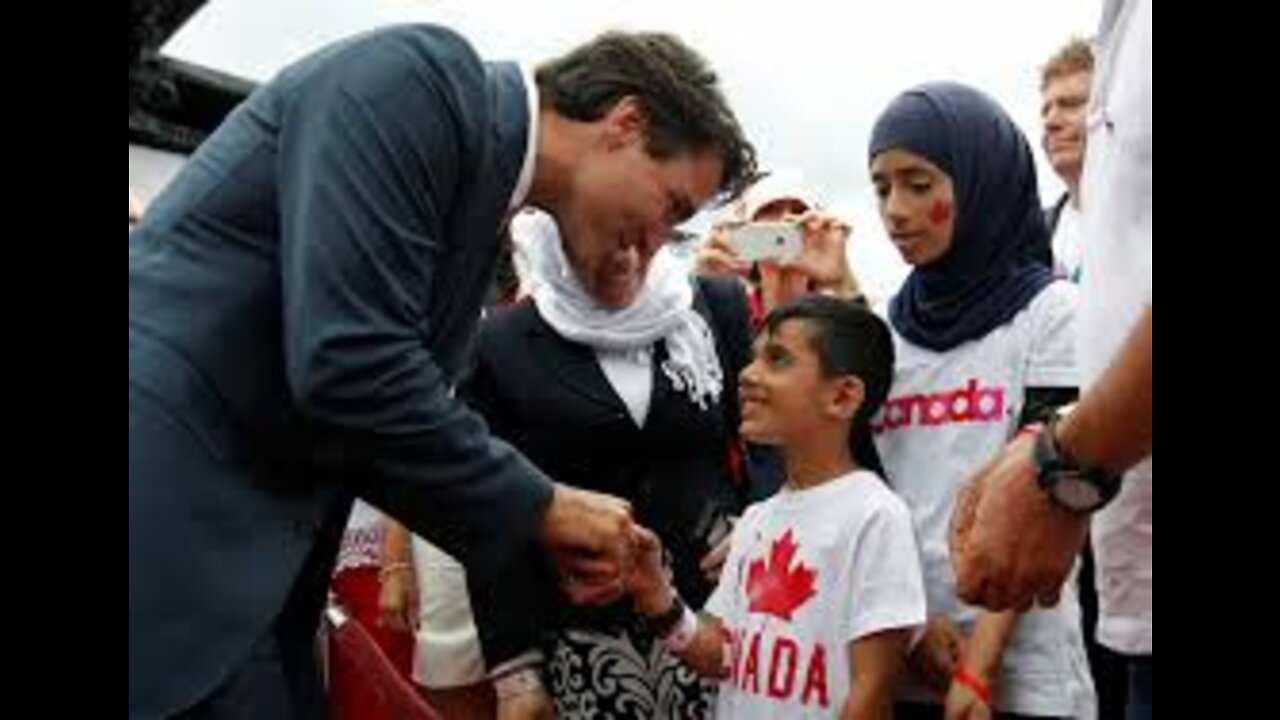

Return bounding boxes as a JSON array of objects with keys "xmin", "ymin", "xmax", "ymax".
[
  {"xmin": 1033, "ymin": 406, "xmax": 1122, "ymax": 514},
  {"xmin": 641, "ymin": 593, "xmax": 687, "ymax": 639}
]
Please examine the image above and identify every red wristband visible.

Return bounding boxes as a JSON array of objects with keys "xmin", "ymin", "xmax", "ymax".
[{"xmin": 952, "ymin": 666, "xmax": 992, "ymax": 706}]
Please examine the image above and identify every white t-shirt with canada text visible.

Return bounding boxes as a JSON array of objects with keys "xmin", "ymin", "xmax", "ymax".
[{"xmin": 705, "ymin": 471, "xmax": 926, "ymax": 720}]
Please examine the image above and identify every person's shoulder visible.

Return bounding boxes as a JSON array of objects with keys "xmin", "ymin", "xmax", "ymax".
[
  {"xmin": 476, "ymin": 299, "xmax": 539, "ymax": 349},
  {"xmin": 1034, "ymin": 279, "xmax": 1078, "ymax": 309},
  {"xmin": 740, "ymin": 496, "xmax": 767, "ymax": 522},
  {"xmin": 737, "ymin": 494, "xmax": 779, "ymax": 531},
  {"xmin": 843, "ymin": 471, "xmax": 913, "ymax": 527},
  {"xmin": 280, "ymin": 24, "xmax": 486, "ymax": 101},
  {"xmin": 355, "ymin": 24, "xmax": 481, "ymax": 63},
  {"xmin": 871, "ymin": 294, "xmax": 892, "ymax": 320},
  {"xmin": 1025, "ymin": 280, "xmax": 1079, "ymax": 328}
]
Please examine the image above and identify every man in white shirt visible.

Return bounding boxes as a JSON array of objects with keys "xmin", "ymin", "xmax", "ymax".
[
  {"xmin": 1040, "ymin": 38, "xmax": 1093, "ymax": 282},
  {"xmin": 951, "ymin": 2, "xmax": 1151, "ymax": 718}
]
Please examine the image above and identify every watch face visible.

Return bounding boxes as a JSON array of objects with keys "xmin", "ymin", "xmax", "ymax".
[{"xmin": 1054, "ymin": 474, "xmax": 1102, "ymax": 511}]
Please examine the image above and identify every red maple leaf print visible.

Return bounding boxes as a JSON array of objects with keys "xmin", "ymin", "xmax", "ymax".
[{"xmin": 746, "ymin": 529, "xmax": 817, "ymax": 621}]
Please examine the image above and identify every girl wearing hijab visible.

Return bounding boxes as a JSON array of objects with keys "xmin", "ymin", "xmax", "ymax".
[{"xmin": 866, "ymin": 83, "xmax": 1095, "ymax": 720}]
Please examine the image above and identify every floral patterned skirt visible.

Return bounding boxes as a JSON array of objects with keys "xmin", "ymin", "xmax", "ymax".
[{"xmin": 546, "ymin": 624, "xmax": 718, "ymax": 719}]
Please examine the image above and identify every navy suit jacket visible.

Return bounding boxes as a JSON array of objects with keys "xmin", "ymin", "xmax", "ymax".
[{"xmin": 129, "ymin": 25, "xmax": 552, "ymax": 717}]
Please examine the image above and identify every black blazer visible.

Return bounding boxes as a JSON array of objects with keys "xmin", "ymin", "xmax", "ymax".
[{"xmin": 462, "ymin": 276, "xmax": 784, "ymax": 634}]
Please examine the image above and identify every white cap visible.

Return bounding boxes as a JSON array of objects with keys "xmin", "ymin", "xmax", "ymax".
[{"xmin": 741, "ymin": 169, "xmax": 818, "ymax": 220}]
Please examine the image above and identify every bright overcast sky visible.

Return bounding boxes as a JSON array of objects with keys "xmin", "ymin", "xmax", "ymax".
[{"xmin": 163, "ymin": 0, "xmax": 1101, "ymax": 298}]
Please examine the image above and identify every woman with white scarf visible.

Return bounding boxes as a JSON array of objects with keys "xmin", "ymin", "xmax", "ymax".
[{"xmin": 463, "ymin": 209, "xmax": 781, "ymax": 719}]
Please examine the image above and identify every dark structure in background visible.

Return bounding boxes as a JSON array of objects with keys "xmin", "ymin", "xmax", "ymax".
[{"xmin": 130, "ymin": 0, "xmax": 255, "ymax": 153}]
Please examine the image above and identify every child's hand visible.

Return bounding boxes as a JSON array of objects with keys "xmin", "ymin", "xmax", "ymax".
[
  {"xmin": 627, "ymin": 526, "xmax": 675, "ymax": 616},
  {"xmin": 909, "ymin": 615, "xmax": 965, "ymax": 696},
  {"xmin": 944, "ymin": 675, "xmax": 993, "ymax": 720},
  {"xmin": 497, "ymin": 685, "xmax": 556, "ymax": 720}
]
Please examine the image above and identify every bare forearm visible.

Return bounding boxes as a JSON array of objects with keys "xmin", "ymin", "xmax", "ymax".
[
  {"xmin": 839, "ymin": 648, "xmax": 903, "ymax": 719},
  {"xmin": 839, "ymin": 679, "xmax": 892, "ymax": 720},
  {"xmin": 965, "ymin": 611, "xmax": 1018, "ymax": 679},
  {"xmin": 1057, "ymin": 306, "xmax": 1152, "ymax": 475},
  {"xmin": 841, "ymin": 631, "xmax": 909, "ymax": 720},
  {"xmin": 674, "ymin": 614, "xmax": 728, "ymax": 678},
  {"xmin": 635, "ymin": 587, "xmax": 726, "ymax": 678}
]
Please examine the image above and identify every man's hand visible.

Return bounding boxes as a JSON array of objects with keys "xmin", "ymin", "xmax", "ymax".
[
  {"xmin": 540, "ymin": 484, "xmax": 637, "ymax": 606},
  {"xmin": 627, "ymin": 525, "xmax": 676, "ymax": 617},
  {"xmin": 950, "ymin": 430, "xmax": 1089, "ymax": 611}
]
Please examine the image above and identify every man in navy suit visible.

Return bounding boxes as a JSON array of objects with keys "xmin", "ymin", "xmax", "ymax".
[{"xmin": 129, "ymin": 24, "xmax": 756, "ymax": 718}]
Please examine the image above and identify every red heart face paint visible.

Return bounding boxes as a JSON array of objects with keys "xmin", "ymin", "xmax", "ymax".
[{"xmin": 929, "ymin": 200, "xmax": 952, "ymax": 226}]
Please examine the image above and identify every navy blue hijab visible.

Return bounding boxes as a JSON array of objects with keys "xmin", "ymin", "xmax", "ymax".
[{"xmin": 869, "ymin": 82, "xmax": 1053, "ymax": 352}]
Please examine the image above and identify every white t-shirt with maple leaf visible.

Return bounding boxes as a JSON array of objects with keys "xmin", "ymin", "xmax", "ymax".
[{"xmin": 704, "ymin": 470, "xmax": 926, "ymax": 719}]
